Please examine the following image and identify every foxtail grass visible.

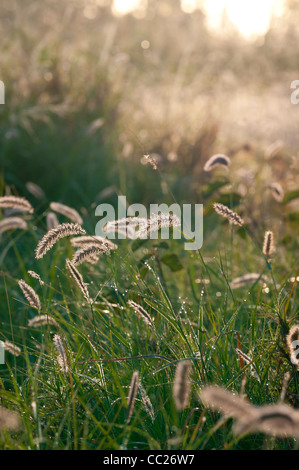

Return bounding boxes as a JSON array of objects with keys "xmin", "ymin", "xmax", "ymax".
[
  {"xmin": 204, "ymin": 153, "xmax": 230, "ymax": 172},
  {"xmin": 0, "ymin": 195, "xmax": 33, "ymax": 213},
  {"xmin": 0, "ymin": 217, "xmax": 27, "ymax": 234},
  {"xmin": 18, "ymin": 279, "xmax": 41, "ymax": 311},
  {"xmin": 213, "ymin": 203, "xmax": 244, "ymax": 227},
  {"xmin": 173, "ymin": 361, "xmax": 192, "ymax": 411},
  {"xmin": 35, "ymin": 223, "xmax": 86, "ymax": 259},
  {"xmin": 50, "ymin": 202, "xmax": 83, "ymax": 225},
  {"xmin": 127, "ymin": 371, "xmax": 139, "ymax": 423},
  {"xmin": 0, "ymin": 340, "xmax": 21, "ymax": 357}
]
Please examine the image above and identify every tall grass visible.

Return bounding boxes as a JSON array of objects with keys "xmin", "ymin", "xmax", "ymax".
[{"xmin": 0, "ymin": 0, "xmax": 299, "ymax": 451}]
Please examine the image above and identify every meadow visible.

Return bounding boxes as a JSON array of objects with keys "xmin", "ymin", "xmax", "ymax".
[{"xmin": 0, "ymin": 0, "xmax": 299, "ymax": 451}]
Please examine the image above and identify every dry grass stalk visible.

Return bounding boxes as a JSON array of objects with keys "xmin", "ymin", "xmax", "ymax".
[
  {"xmin": 286, "ymin": 325, "xmax": 299, "ymax": 369},
  {"xmin": 53, "ymin": 334, "xmax": 70, "ymax": 373},
  {"xmin": 128, "ymin": 300, "xmax": 153, "ymax": 327},
  {"xmin": 204, "ymin": 153, "xmax": 230, "ymax": 172},
  {"xmin": 0, "ymin": 217, "xmax": 27, "ymax": 234},
  {"xmin": 35, "ymin": 223, "xmax": 86, "ymax": 259},
  {"xmin": 27, "ymin": 270, "xmax": 45, "ymax": 286},
  {"xmin": 66, "ymin": 259, "xmax": 91, "ymax": 302},
  {"xmin": 173, "ymin": 361, "xmax": 192, "ymax": 410},
  {"xmin": 50, "ymin": 202, "xmax": 83, "ymax": 225},
  {"xmin": 200, "ymin": 385, "xmax": 299, "ymax": 438},
  {"xmin": 46, "ymin": 212, "xmax": 59, "ymax": 230},
  {"xmin": 28, "ymin": 315, "xmax": 58, "ymax": 328},
  {"xmin": 18, "ymin": 279, "xmax": 41, "ymax": 311},
  {"xmin": 263, "ymin": 231, "xmax": 274, "ymax": 259},
  {"xmin": 213, "ymin": 203, "xmax": 244, "ymax": 227},
  {"xmin": 127, "ymin": 371, "xmax": 139, "ymax": 423},
  {"xmin": 72, "ymin": 244, "xmax": 110, "ymax": 266},
  {"xmin": 0, "ymin": 195, "xmax": 33, "ymax": 213},
  {"xmin": 1, "ymin": 340, "xmax": 21, "ymax": 357},
  {"xmin": 0, "ymin": 407, "xmax": 20, "ymax": 431}
]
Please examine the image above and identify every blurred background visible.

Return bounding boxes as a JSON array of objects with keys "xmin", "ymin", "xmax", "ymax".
[{"xmin": 0, "ymin": 0, "xmax": 298, "ymax": 218}]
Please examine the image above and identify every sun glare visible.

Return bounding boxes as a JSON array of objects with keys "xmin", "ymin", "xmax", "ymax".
[
  {"xmin": 202, "ymin": 0, "xmax": 285, "ymax": 38},
  {"xmin": 112, "ymin": 0, "xmax": 146, "ymax": 15},
  {"xmin": 112, "ymin": 0, "xmax": 285, "ymax": 38}
]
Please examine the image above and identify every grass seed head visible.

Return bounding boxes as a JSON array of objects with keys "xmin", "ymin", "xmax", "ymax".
[
  {"xmin": 66, "ymin": 258, "xmax": 91, "ymax": 302},
  {"xmin": 204, "ymin": 153, "xmax": 230, "ymax": 172},
  {"xmin": 0, "ymin": 217, "xmax": 27, "ymax": 234},
  {"xmin": 0, "ymin": 407, "xmax": 20, "ymax": 431},
  {"xmin": 0, "ymin": 195, "xmax": 34, "ymax": 213},
  {"xmin": 53, "ymin": 334, "xmax": 70, "ymax": 373},
  {"xmin": 269, "ymin": 182, "xmax": 284, "ymax": 202},
  {"xmin": 127, "ymin": 371, "xmax": 139, "ymax": 423},
  {"xmin": 35, "ymin": 223, "xmax": 86, "ymax": 259},
  {"xmin": 213, "ymin": 203, "xmax": 244, "ymax": 227},
  {"xmin": 1, "ymin": 340, "xmax": 21, "ymax": 357},
  {"xmin": 50, "ymin": 202, "xmax": 83, "ymax": 225},
  {"xmin": 28, "ymin": 315, "xmax": 58, "ymax": 328},
  {"xmin": 263, "ymin": 230, "xmax": 274, "ymax": 259},
  {"xmin": 18, "ymin": 279, "xmax": 41, "ymax": 311},
  {"xmin": 173, "ymin": 361, "xmax": 192, "ymax": 411},
  {"xmin": 46, "ymin": 212, "xmax": 59, "ymax": 230},
  {"xmin": 286, "ymin": 325, "xmax": 299, "ymax": 369}
]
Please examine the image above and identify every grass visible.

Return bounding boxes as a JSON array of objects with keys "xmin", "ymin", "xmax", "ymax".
[
  {"xmin": 0, "ymin": 0, "xmax": 299, "ymax": 451},
  {"xmin": 0, "ymin": 163, "xmax": 298, "ymax": 450}
]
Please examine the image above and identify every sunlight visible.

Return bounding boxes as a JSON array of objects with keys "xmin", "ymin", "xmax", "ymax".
[
  {"xmin": 202, "ymin": 0, "xmax": 285, "ymax": 38},
  {"xmin": 112, "ymin": 0, "xmax": 146, "ymax": 15},
  {"xmin": 112, "ymin": 0, "xmax": 285, "ymax": 38}
]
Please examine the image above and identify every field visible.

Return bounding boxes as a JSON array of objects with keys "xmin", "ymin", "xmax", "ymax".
[{"xmin": 0, "ymin": 0, "xmax": 299, "ymax": 451}]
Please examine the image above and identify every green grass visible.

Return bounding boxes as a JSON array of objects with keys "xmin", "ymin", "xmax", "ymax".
[
  {"xmin": 0, "ymin": 168, "xmax": 298, "ymax": 450},
  {"xmin": 0, "ymin": 0, "xmax": 299, "ymax": 451}
]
